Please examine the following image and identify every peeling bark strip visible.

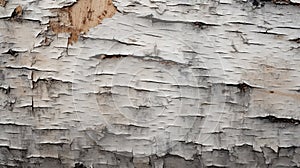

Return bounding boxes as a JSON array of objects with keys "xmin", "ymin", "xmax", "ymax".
[
  {"xmin": 50, "ymin": 0, "xmax": 116, "ymax": 45},
  {"xmin": 0, "ymin": 144, "xmax": 300, "ymax": 167}
]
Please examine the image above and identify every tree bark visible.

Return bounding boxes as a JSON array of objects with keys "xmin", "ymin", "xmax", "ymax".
[{"xmin": 0, "ymin": 0, "xmax": 300, "ymax": 167}]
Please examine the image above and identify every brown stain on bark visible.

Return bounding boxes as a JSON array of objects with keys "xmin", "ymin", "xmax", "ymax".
[
  {"xmin": 243, "ymin": 58, "xmax": 292, "ymax": 89},
  {"xmin": 50, "ymin": 0, "xmax": 116, "ymax": 45},
  {"xmin": 261, "ymin": 89, "xmax": 300, "ymax": 100},
  {"xmin": 0, "ymin": 0, "xmax": 7, "ymax": 7}
]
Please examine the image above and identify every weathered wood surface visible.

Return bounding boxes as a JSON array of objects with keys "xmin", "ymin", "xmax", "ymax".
[{"xmin": 0, "ymin": 0, "xmax": 300, "ymax": 167}]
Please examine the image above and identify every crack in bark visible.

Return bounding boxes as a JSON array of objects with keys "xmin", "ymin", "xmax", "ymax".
[
  {"xmin": 226, "ymin": 82, "xmax": 254, "ymax": 94},
  {"xmin": 254, "ymin": 115, "xmax": 300, "ymax": 125}
]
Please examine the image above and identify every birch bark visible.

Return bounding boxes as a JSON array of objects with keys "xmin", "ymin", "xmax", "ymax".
[{"xmin": 0, "ymin": 0, "xmax": 299, "ymax": 167}]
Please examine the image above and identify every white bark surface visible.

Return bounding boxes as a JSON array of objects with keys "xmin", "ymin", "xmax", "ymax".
[{"xmin": 0, "ymin": 0, "xmax": 300, "ymax": 167}]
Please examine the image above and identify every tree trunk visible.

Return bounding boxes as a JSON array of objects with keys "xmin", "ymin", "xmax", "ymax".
[{"xmin": 0, "ymin": 0, "xmax": 300, "ymax": 167}]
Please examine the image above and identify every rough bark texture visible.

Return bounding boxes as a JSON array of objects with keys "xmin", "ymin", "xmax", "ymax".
[{"xmin": 0, "ymin": 0, "xmax": 300, "ymax": 167}]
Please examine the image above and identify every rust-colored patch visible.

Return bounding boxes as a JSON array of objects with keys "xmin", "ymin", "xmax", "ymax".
[
  {"xmin": 11, "ymin": 5, "xmax": 22, "ymax": 18},
  {"xmin": 0, "ymin": 0, "xmax": 7, "ymax": 7},
  {"xmin": 242, "ymin": 59, "xmax": 292, "ymax": 89},
  {"xmin": 259, "ymin": 89, "xmax": 300, "ymax": 100},
  {"xmin": 50, "ymin": 0, "xmax": 117, "ymax": 45}
]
